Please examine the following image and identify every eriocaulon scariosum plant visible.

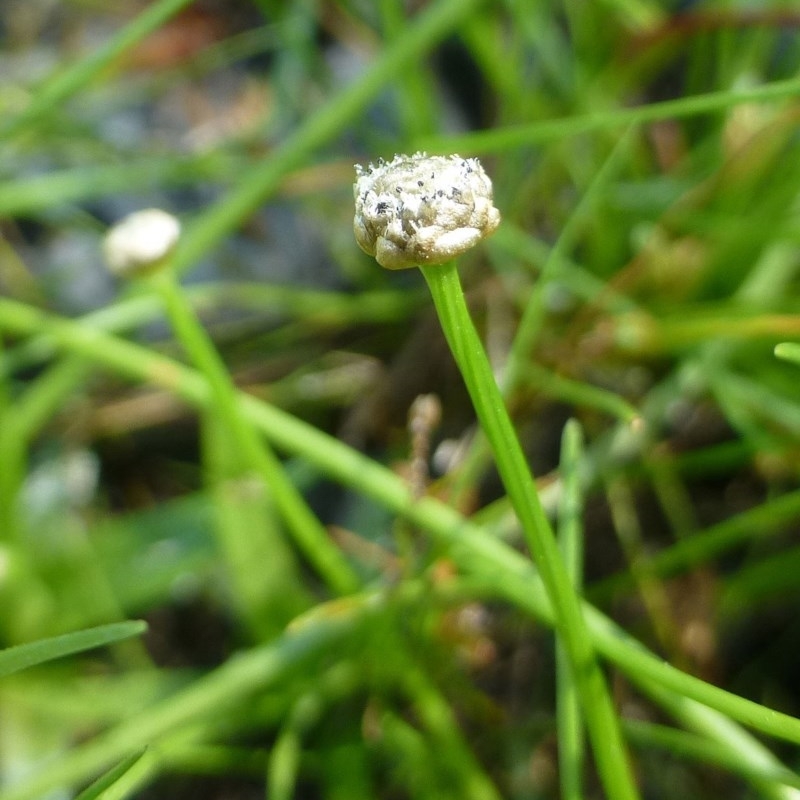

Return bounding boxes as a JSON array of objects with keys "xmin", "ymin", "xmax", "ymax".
[{"xmin": 353, "ymin": 152, "xmax": 640, "ymax": 800}]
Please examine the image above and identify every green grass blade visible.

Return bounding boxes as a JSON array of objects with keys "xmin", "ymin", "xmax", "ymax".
[
  {"xmin": 147, "ymin": 268, "xmax": 358, "ymax": 596},
  {"xmin": 556, "ymin": 420, "xmax": 587, "ymax": 800},
  {"xmin": 625, "ymin": 720, "xmax": 800, "ymax": 794},
  {"xmin": 0, "ymin": 0, "xmax": 194, "ymax": 141},
  {"xmin": 416, "ymin": 74, "xmax": 800, "ymax": 155},
  {"xmin": 73, "ymin": 750, "xmax": 147, "ymax": 800},
  {"xmin": 0, "ymin": 621, "xmax": 146, "ymax": 679},
  {"xmin": 0, "ymin": 595, "xmax": 368, "ymax": 800},
  {"xmin": 590, "ymin": 489, "xmax": 800, "ymax": 602}
]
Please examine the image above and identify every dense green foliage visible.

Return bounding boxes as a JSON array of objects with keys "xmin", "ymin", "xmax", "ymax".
[{"xmin": 2, "ymin": 1, "xmax": 800, "ymax": 798}]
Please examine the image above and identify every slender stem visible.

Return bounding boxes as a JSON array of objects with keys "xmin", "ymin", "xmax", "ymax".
[
  {"xmin": 556, "ymin": 419, "xmax": 587, "ymax": 800},
  {"xmin": 0, "ymin": 0, "xmax": 194, "ymax": 141},
  {"xmin": 502, "ymin": 128, "xmax": 635, "ymax": 397},
  {"xmin": 0, "ymin": 334, "xmax": 21, "ymax": 539},
  {"xmin": 0, "ymin": 621, "xmax": 146, "ymax": 679},
  {"xmin": 415, "ymin": 73, "xmax": 800, "ymax": 155},
  {"xmin": 421, "ymin": 261, "xmax": 639, "ymax": 800},
  {"xmin": 147, "ymin": 269, "xmax": 358, "ymax": 596}
]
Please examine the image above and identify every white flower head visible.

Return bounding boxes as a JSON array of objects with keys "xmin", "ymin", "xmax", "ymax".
[
  {"xmin": 353, "ymin": 152, "xmax": 500, "ymax": 270},
  {"xmin": 103, "ymin": 208, "xmax": 181, "ymax": 277}
]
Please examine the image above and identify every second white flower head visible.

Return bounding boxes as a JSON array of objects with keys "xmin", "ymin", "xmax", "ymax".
[{"xmin": 103, "ymin": 208, "xmax": 181, "ymax": 277}]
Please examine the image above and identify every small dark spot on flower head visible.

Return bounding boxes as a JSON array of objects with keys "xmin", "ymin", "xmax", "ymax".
[
  {"xmin": 430, "ymin": 173, "xmax": 435, "ymax": 179},
  {"xmin": 376, "ymin": 201, "xmax": 390, "ymax": 214},
  {"xmin": 417, "ymin": 180, "xmax": 424, "ymax": 187},
  {"xmin": 395, "ymin": 186, "xmax": 402, "ymax": 193},
  {"xmin": 421, "ymin": 195, "xmax": 428, "ymax": 202},
  {"xmin": 377, "ymin": 157, "xmax": 385, "ymax": 165},
  {"xmin": 451, "ymin": 187, "xmax": 462, "ymax": 197},
  {"xmin": 436, "ymin": 189, "xmax": 444, "ymax": 198}
]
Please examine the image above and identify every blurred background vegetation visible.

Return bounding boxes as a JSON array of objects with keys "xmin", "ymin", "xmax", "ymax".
[{"xmin": 3, "ymin": 1, "xmax": 800, "ymax": 798}]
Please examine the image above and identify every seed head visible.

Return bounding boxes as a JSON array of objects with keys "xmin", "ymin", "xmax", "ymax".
[{"xmin": 353, "ymin": 152, "xmax": 500, "ymax": 270}]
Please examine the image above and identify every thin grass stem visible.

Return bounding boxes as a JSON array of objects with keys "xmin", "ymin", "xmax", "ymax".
[
  {"xmin": 556, "ymin": 420, "xmax": 587, "ymax": 800},
  {"xmin": 420, "ymin": 261, "xmax": 639, "ymax": 800},
  {"xmin": 146, "ymin": 268, "xmax": 358, "ymax": 596}
]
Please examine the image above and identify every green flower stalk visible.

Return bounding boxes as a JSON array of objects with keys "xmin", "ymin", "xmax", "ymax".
[
  {"xmin": 354, "ymin": 152, "xmax": 640, "ymax": 800},
  {"xmin": 103, "ymin": 210, "xmax": 358, "ymax": 598}
]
